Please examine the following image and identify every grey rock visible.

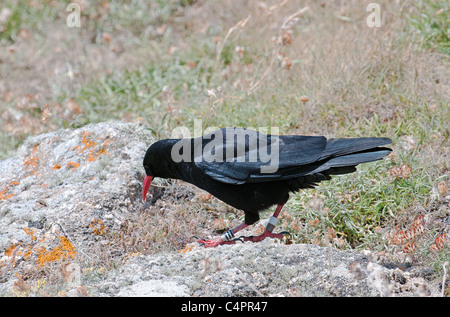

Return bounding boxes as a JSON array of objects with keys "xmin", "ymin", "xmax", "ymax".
[
  {"xmin": 96, "ymin": 239, "xmax": 441, "ymax": 297},
  {"xmin": 1, "ymin": 122, "xmax": 152, "ymax": 251}
]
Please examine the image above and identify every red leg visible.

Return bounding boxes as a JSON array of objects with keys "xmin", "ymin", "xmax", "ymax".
[
  {"xmin": 243, "ymin": 230, "xmax": 288, "ymax": 243},
  {"xmin": 265, "ymin": 203, "xmax": 284, "ymax": 232},
  {"xmin": 198, "ymin": 204, "xmax": 288, "ymax": 247},
  {"xmin": 243, "ymin": 204, "xmax": 289, "ymax": 243}
]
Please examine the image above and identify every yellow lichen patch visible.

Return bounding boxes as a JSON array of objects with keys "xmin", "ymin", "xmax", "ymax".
[{"xmin": 36, "ymin": 236, "xmax": 76, "ymax": 266}]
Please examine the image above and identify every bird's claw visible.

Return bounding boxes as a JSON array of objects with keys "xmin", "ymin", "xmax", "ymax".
[
  {"xmin": 279, "ymin": 231, "xmax": 291, "ymax": 238},
  {"xmin": 195, "ymin": 235, "xmax": 244, "ymax": 247},
  {"xmin": 195, "ymin": 231, "xmax": 289, "ymax": 247},
  {"xmin": 196, "ymin": 238, "xmax": 237, "ymax": 248}
]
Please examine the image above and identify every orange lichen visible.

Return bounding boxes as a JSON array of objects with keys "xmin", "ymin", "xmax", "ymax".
[
  {"xmin": 23, "ymin": 144, "xmax": 40, "ymax": 175},
  {"xmin": 23, "ymin": 228, "xmax": 36, "ymax": 241},
  {"xmin": 23, "ymin": 156, "xmax": 38, "ymax": 168},
  {"xmin": 0, "ymin": 180, "xmax": 20, "ymax": 200},
  {"xmin": 22, "ymin": 245, "xmax": 33, "ymax": 261},
  {"xmin": 80, "ymin": 132, "xmax": 96, "ymax": 153},
  {"xmin": 198, "ymin": 193, "xmax": 213, "ymax": 202},
  {"xmin": 72, "ymin": 132, "xmax": 112, "ymax": 163},
  {"xmin": 88, "ymin": 147, "xmax": 106, "ymax": 162},
  {"xmin": 5, "ymin": 244, "xmax": 16, "ymax": 256},
  {"xmin": 0, "ymin": 187, "xmax": 14, "ymax": 201},
  {"xmin": 53, "ymin": 164, "xmax": 62, "ymax": 170},
  {"xmin": 178, "ymin": 244, "xmax": 194, "ymax": 253},
  {"xmin": 89, "ymin": 218, "xmax": 106, "ymax": 235},
  {"xmin": 36, "ymin": 236, "xmax": 76, "ymax": 266},
  {"xmin": 67, "ymin": 162, "xmax": 80, "ymax": 169},
  {"xmin": 88, "ymin": 139, "xmax": 111, "ymax": 162}
]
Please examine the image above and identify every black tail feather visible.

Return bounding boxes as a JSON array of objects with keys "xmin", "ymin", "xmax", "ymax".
[
  {"xmin": 320, "ymin": 137, "xmax": 392, "ymax": 160},
  {"xmin": 322, "ymin": 147, "xmax": 392, "ymax": 168}
]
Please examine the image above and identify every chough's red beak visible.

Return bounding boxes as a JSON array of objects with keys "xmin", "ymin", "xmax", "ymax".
[{"xmin": 142, "ymin": 175, "xmax": 153, "ymax": 202}]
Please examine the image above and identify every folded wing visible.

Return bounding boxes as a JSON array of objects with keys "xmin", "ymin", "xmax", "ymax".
[{"xmin": 193, "ymin": 128, "xmax": 391, "ymax": 184}]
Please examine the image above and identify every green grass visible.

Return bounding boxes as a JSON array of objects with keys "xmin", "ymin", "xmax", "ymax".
[
  {"xmin": 0, "ymin": 132, "xmax": 23, "ymax": 160},
  {"xmin": 407, "ymin": 0, "xmax": 450, "ymax": 55},
  {"xmin": 283, "ymin": 156, "xmax": 435, "ymax": 248},
  {"xmin": 0, "ymin": 0, "xmax": 184, "ymax": 43},
  {"xmin": 0, "ymin": 1, "xmax": 60, "ymax": 42},
  {"xmin": 69, "ymin": 61, "xmax": 208, "ymax": 135}
]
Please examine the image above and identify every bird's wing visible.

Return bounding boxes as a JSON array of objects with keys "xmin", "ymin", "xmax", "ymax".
[{"xmin": 193, "ymin": 128, "xmax": 327, "ymax": 184}]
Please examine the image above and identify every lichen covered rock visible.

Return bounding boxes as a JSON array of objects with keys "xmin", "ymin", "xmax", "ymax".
[{"xmin": 0, "ymin": 122, "xmax": 153, "ymax": 280}]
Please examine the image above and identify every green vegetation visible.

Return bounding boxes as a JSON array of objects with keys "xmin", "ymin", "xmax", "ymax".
[{"xmin": 407, "ymin": 0, "xmax": 449, "ymax": 55}]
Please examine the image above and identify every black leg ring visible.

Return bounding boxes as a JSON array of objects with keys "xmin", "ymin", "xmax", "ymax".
[{"xmin": 221, "ymin": 229, "xmax": 235, "ymax": 241}]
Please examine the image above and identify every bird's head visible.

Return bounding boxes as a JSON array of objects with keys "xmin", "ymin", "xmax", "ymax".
[{"xmin": 142, "ymin": 139, "xmax": 180, "ymax": 202}]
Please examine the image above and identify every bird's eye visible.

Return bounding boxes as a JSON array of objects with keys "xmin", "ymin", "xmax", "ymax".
[{"xmin": 144, "ymin": 165, "xmax": 153, "ymax": 176}]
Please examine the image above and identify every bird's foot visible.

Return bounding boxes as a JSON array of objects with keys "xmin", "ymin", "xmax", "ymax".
[
  {"xmin": 196, "ymin": 229, "xmax": 243, "ymax": 248},
  {"xmin": 241, "ymin": 230, "xmax": 291, "ymax": 243},
  {"xmin": 196, "ymin": 237, "xmax": 241, "ymax": 248}
]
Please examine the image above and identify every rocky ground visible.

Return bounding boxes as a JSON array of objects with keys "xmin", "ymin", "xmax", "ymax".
[
  {"xmin": 100, "ymin": 239, "xmax": 443, "ymax": 297},
  {"xmin": 0, "ymin": 122, "xmax": 445, "ymax": 297}
]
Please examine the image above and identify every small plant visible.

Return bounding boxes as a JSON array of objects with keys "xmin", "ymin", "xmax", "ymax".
[
  {"xmin": 386, "ymin": 212, "xmax": 449, "ymax": 271},
  {"xmin": 388, "ymin": 215, "xmax": 426, "ymax": 252}
]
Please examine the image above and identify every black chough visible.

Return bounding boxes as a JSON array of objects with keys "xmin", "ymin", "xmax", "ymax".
[{"xmin": 142, "ymin": 128, "xmax": 392, "ymax": 247}]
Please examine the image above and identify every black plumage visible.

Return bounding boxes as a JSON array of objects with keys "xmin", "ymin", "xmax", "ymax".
[{"xmin": 142, "ymin": 128, "xmax": 392, "ymax": 247}]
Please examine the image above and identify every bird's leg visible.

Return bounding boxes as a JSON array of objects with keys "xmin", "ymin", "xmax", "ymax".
[
  {"xmin": 265, "ymin": 203, "xmax": 284, "ymax": 233},
  {"xmin": 197, "ymin": 204, "xmax": 288, "ymax": 247},
  {"xmin": 242, "ymin": 204, "xmax": 289, "ymax": 243},
  {"xmin": 197, "ymin": 223, "xmax": 248, "ymax": 248}
]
